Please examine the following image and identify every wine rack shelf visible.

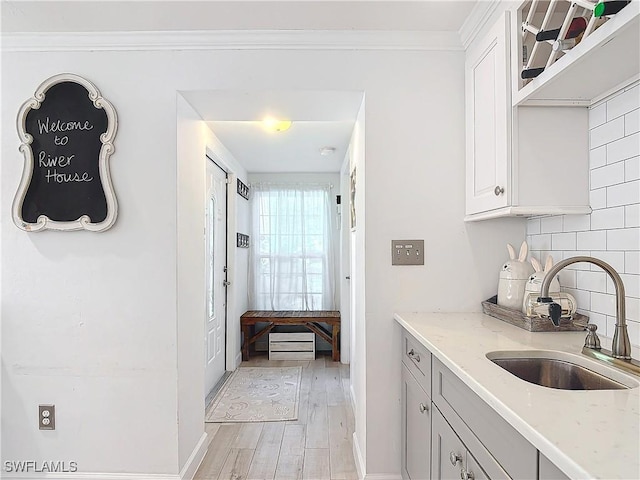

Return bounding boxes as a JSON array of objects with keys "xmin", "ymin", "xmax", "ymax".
[{"xmin": 514, "ymin": 0, "xmax": 639, "ymax": 105}]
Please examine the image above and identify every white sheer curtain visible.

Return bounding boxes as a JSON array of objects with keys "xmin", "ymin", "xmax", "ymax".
[{"xmin": 249, "ymin": 183, "xmax": 336, "ymax": 311}]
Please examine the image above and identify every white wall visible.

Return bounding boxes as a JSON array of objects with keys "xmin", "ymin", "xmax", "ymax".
[
  {"xmin": 348, "ymin": 100, "xmax": 368, "ymax": 477},
  {"xmin": 526, "ymin": 81, "xmax": 640, "ymax": 352},
  {"xmin": 1, "ymin": 43, "xmax": 526, "ymax": 478},
  {"xmin": 176, "ymin": 95, "xmax": 207, "ymax": 472}
]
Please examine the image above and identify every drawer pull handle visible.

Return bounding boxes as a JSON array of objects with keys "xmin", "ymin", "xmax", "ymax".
[
  {"xmin": 407, "ymin": 349, "xmax": 421, "ymax": 363},
  {"xmin": 419, "ymin": 403, "xmax": 428, "ymax": 414},
  {"xmin": 449, "ymin": 452, "xmax": 462, "ymax": 467},
  {"xmin": 461, "ymin": 469, "xmax": 474, "ymax": 480}
]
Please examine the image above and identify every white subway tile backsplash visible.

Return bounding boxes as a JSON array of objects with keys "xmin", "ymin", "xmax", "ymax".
[
  {"xmin": 626, "ymin": 156, "xmax": 640, "ymax": 182},
  {"xmin": 626, "ymin": 109, "xmax": 640, "ymax": 135},
  {"xmin": 589, "ymin": 102, "xmax": 607, "ymax": 127},
  {"xmin": 626, "ymin": 251, "xmax": 640, "ymax": 274},
  {"xmin": 620, "ymin": 274, "xmax": 640, "ymax": 298},
  {"xmin": 606, "ymin": 180, "xmax": 640, "ymax": 207},
  {"xmin": 591, "ymin": 251, "xmax": 625, "ymax": 273},
  {"xmin": 626, "ymin": 204, "xmax": 640, "ymax": 228},
  {"xmin": 590, "ymin": 145, "xmax": 607, "ymax": 169},
  {"xmin": 606, "ymin": 85, "xmax": 640, "ymax": 121},
  {"xmin": 558, "ymin": 269, "xmax": 576, "ymax": 288},
  {"xmin": 551, "ymin": 232, "xmax": 576, "ymax": 250},
  {"xmin": 563, "ymin": 250, "xmax": 592, "ymax": 270},
  {"xmin": 590, "ymin": 116, "xmax": 624, "ymax": 148},
  {"xmin": 606, "ymin": 132, "xmax": 640, "ymax": 164},
  {"xmin": 565, "ymin": 287, "xmax": 591, "ymax": 311},
  {"xmin": 526, "ymin": 217, "xmax": 541, "ymax": 235},
  {"xmin": 577, "ymin": 270, "xmax": 607, "ymax": 293},
  {"xmin": 590, "ymin": 187, "xmax": 607, "ymax": 209},
  {"xmin": 590, "ymin": 206, "xmax": 625, "ymax": 230},
  {"xmin": 628, "ymin": 297, "xmax": 640, "ymax": 322},
  {"xmin": 529, "ymin": 234, "xmax": 551, "ymax": 251},
  {"xmin": 607, "ymin": 228, "xmax": 640, "ymax": 250},
  {"xmin": 541, "ymin": 216, "xmax": 563, "ymax": 233},
  {"xmin": 534, "ymin": 84, "xmax": 639, "ymax": 348},
  {"xmin": 591, "ymin": 291, "xmax": 616, "ymax": 316},
  {"xmin": 577, "ymin": 231, "xmax": 607, "ymax": 250},
  {"xmin": 585, "ymin": 311, "xmax": 607, "ymax": 335},
  {"xmin": 590, "ymin": 162, "xmax": 625, "ymax": 189},
  {"xmin": 562, "ymin": 214, "xmax": 590, "ymax": 232},
  {"xmin": 625, "ymin": 320, "xmax": 640, "ymax": 347}
]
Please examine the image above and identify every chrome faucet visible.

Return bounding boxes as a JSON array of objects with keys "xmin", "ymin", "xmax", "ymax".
[{"xmin": 538, "ymin": 256, "xmax": 631, "ymax": 360}]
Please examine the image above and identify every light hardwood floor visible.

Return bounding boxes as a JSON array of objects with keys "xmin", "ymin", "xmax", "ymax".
[{"xmin": 195, "ymin": 354, "xmax": 358, "ymax": 480}]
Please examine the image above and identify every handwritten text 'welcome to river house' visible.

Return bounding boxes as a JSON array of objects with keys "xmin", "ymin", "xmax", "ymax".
[{"xmin": 37, "ymin": 117, "xmax": 95, "ymax": 184}]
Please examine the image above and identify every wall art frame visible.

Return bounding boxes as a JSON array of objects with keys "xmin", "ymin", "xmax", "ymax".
[{"xmin": 13, "ymin": 73, "xmax": 118, "ymax": 232}]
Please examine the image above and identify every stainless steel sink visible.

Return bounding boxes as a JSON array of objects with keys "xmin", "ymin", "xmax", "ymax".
[{"xmin": 486, "ymin": 350, "xmax": 639, "ymax": 391}]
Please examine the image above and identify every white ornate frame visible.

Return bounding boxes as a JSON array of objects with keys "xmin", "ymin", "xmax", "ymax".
[{"xmin": 12, "ymin": 73, "xmax": 118, "ymax": 232}]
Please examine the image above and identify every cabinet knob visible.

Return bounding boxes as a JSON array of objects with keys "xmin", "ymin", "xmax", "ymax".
[
  {"xmin": 407, "ymin": 349, "xmax": 421, "ymax": 363},
  {"xmin": 494, "ymin": 186, "xmax": 505, "ymax": 196},
  {"xmin": 419, "ymin": 403, "xmax": 428, "ymax": 414},
  {"xmin": 460, "ymin": 469, "xmax": 475, "ymax": 480},
  {"xmin": 449, "ymin": 452, "xmax": 462, "ymax": 466}
]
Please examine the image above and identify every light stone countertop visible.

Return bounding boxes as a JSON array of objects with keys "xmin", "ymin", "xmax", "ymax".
[{"xmin": 394, "ymin": 311, "xmax": 640, "ymax": 480}]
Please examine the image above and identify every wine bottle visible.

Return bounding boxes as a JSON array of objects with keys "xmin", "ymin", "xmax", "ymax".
[
  {"xmin": 594, "ymin": 1, "xmax": 631, "ymax": 17},
  {"xmin": 536, "ymin": 17, "xmax": 587, "ymax": 42},
  {"xmin": 521, "ymin": 67, "xmax": 545, "ymax": 79},
  {"xmin": 552, "ymin": 31, "xmax": 585, "ymax": 52}
]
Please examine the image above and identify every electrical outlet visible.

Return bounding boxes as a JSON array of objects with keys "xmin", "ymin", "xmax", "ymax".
[
  {"xmin": 39, "ymin": 405, "xmax": 55, "ymax": 430},
  {"xmin": 391, "ymin": 240, "xmax": 425, "ymax": 266}
]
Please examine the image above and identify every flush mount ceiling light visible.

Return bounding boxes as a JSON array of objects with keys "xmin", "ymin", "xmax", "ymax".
[
  {"xmin": 262, "ymin": 117, "xmax": 292, "ymax": 132},
  {"xmin": 319, "ymin": 146, "xmax": 337, "ymax": 156}
]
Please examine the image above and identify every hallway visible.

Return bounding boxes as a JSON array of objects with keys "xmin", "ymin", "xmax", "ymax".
[{"xmin": 195, "ymin": 355, "xmax": 358, "ymax": 480}]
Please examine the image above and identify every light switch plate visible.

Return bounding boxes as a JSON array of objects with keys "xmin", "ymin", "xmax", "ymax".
[{"xmin": 392, "ymin": 240, "xmax": 424, "ymax": 266}]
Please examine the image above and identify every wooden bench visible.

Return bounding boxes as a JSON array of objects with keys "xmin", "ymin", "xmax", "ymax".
[{"xmin": 241, "ymin": 310, "xmax": 341, "ymax": 362}]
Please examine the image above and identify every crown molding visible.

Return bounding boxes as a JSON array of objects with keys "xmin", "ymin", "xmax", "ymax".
[
  {"xmin": 458, "ymin": 0, "xmax": 502, "ymax": 50},
  {"xmin": 1, "ymin": 30, "xmax": 464, "ymax": 52}
]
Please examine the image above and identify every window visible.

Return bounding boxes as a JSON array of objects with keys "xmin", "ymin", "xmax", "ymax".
[{"xmin": 249, "ymin": 183, "xmax": 335, "ymax": 311}]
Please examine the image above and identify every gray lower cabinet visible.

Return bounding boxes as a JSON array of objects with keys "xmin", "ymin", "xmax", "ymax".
[
  {"xmin": 432, "ymin": 406, "xmax": 488, "ymax": 480},
  {"xmin": 401, "ymin": 362, "xmax": 431, "ymax": 480},
  {"xmin": 539, "ymin": 454, "xmax": 571, "ymax": 480},
  {"xmin": 400, "ymin": 328, "xmax": 569, "ymax": 480}
]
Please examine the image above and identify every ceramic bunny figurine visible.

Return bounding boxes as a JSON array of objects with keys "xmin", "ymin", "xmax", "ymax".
[
  {"xmin": 497, "ymin": 241, "xmax": 534, "ymax": 310},
  {"xmin": 521, "ymin": 255, "xmax": 560, "ymax": 313}
]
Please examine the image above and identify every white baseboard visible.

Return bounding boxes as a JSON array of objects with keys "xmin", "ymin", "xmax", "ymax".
[
  {"xmin": 235, "ymin": 350, "xmax": 242, "ymax": 368},
  {"xmin": 351, "ymin": 431, "xmax": 402, "ymax": 480},
  {"xmin": 0, "ymin": 433, "xmax": 210, "ymax": 480},
  {"xmin": 0, "ymin": 473, "xmax": 179, "ymax": 480},
  {"xmin": 364, "ymin": 475, "xmax": 403, "ymax": 480},
  {"xmin": 349, "ymin": 383, "xmax": 357, "ymax": 418},
  {"xmin": 352, "ymin": 432, "xmax": 365, "ymax": 480},
  {"xmin": 179, "ymin": 432, "xmax": 210, "ymax": 480}
]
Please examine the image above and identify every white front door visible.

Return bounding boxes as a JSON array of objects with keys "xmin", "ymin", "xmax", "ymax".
[{"xmin": 205, "ymin": 158, "xmax": 227, "ymax": 396}]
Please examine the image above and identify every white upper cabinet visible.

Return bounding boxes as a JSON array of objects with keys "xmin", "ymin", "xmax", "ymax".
[
  {"xmin": 464, "ymin": 3, "xmax": 609, "ymax": 222},
  {"xmin": 465, "ymin": 12, "xmax": 511, "ymax": 216}
]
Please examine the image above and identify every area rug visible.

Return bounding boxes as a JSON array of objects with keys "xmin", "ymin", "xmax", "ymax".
[{"xmin": 205, "ymin": 366, "xmax": 302, "ymax": 423}]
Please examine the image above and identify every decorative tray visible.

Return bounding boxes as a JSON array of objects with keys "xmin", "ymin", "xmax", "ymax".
[{"xmin": 481, "ymin": 295, "xmax": 587, "ymax": 332}]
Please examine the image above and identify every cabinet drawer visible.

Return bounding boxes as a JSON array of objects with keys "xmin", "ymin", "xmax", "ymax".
[
  {"xmin": 402, "ymin": 330, "xmax": 431, "ymax": 396},
  {"xmin": 432, "ymin": 358, "xmax": 536, "ymax": 480}
]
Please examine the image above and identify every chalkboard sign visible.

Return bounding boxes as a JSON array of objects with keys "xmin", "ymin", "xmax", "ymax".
[{"xmin": 13, "ymin": 74, "xmax": 118, "ymax": 232}]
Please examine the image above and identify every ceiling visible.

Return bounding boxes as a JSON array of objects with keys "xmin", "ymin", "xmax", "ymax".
[
  {"xmin": 182, "ymin": 90, "xmax": 365, "ymax": 173},
  {"xmin": 2, "ymin": 1, "xmax": 479, "ymax": 174}
]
